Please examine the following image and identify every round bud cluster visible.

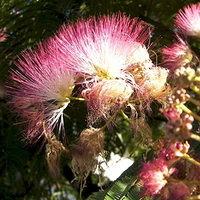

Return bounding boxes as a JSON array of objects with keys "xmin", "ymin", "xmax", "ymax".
[
  {"xmin": 162, "ymin": 105, "xmax": 182, "ymax": 119},
  {"xmin": 174, "ymin": 66, "xmax": 196, "ymax": 87},
  {"xmin": 163, "ymin": 113, "xmax": 194, "ymax": 143},
  {"xmin": 160, "ymin": 142, "xmax": 190, "ymax": 164},
  {"xmin": 166, "ymin": 87, "xmax": 190, "ymax": 105}
]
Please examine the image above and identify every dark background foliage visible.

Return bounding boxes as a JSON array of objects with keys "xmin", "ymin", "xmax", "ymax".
[{"xmin": 0, "ymin": 0, "xmax": 200, "ymax": 199}]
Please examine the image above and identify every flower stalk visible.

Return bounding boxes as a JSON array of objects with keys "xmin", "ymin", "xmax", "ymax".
[
  {"xmin": 190, "ymin": 133, "xmax": 200, "ymax": 142},
  {"xmin": 69, "ymin": 96, "xmax": 86, "ymax": 101},
  {"xmin": 167, "ymin": 177, "xmax": 200, "ymax": 185},
  {"xmin": 120, "ymin": 109, "xmax": 131, "ymax": 124},
  {"xmin": 192, "ymin": 76, "xmax": 200, "ymax": 82},
  {"xmin": 190, "ymin": 85, "xmax": 200, "ymax": 95},
  {"xmin": 179, "ymin": 103, "xmax": 200, "ymax": 121},
  {"xmin": 189, "ymin": 97, "xmax": 200, "ymax": 107},
  {"xmin": 182, "ymin": 154, "xmax": 200, "ymax": 168}
]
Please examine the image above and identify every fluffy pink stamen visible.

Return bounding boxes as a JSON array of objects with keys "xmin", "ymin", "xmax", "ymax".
[
  {"xmin": 6, "ymin": 40, "xmax": 77, "ymax": 144},
  {"xmin": 175, "ymin": 3, "xmax": 200, "ymax": 37},
  {"xmin": 55, "ymin": 12, "xmax": 152, "ymax": 82}
]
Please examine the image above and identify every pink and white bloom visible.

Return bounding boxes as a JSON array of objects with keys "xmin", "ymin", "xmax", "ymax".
[
  {"xmin": 53, "ymin": 13, "xmax": 154, "ymax": 124},
  {"xmin": 86, "ymin": 79, "xmax": 133, "ymax": 124},
  {"xmin": 162, "ymin": 35, "xmax": 193, "ymax": 71},
  {"xmin": 56, "ymin": 13, "xmax": 152, "ymax": 83},
  {"xmin": 6, "ymin": 40, "xmax": 77, "ymax": 144},
  {"xmin": 139, "ymin": 141, "xmax": 189, "ymax": 198},
  {"xmin": 175, "ymin": 3, "xmax": 200, "ymax": 37},
  {"xmin": 127, "ymin": 42, "xmax": 153, "ymax": 69},
  {"xmin": 133, "ymin": 66, "xmax": 169, "ymax": 101},
  {"xmin": 139, "ymin": 156, "xmax": 175, "ymax": 197}
]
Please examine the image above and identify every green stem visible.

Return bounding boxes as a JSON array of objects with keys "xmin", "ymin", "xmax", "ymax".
[
  {"xmin": 129, "ymin": 138, "xmax": 143, "ymax": 157},
  {"xmin": 179, "ymin": 103, "xmax": 200, "ymax": 121},
  {"xmin": 190, "ymin": 133, "xmax": 200, "ymax": 142},
  {"xmin": 189, "ymin": 97, "xmax": 200, "ymax": 107},
  {"xmin": 100, "ymin": 110, "xmax": 119, "ymax": 131},
  {"xmin": 182, "ymin": 154, "xmax": 200, "ymax": 168},
  {"xmin": 192, "ymin": 76, "xmax": 200, "ymax": 82},
  {"xmin": 190, "ymin": 85, "xmax": 200, "ymax": 95},
  {"xmin": 63, "ymin": 113, "xmax": 70, "ymax": 119},
  {"xmin": 129, "ymin": 98, "xmax": 143, "ymax": 103},
  {"xmin": 69, "ymin": 96, "xmax": 86, "ymax": 101},
  {"xmin": 120, "ymin": 110, "xmax": 131, "ymax": 124}
]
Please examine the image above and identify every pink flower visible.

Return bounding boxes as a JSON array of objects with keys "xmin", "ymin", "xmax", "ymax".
[
  {"xmin": 160, "ymin": 142, "xmax": 190, "ymax": 164},
  {"xmin": 162, "ymin": 35, "xmax": 193, "ymax": 71},
  {"xmin": 6, "ymin": 40, "xmax": 77, "ymax": 144},
  {"xmin": 139, "ymin": 141, "xmax": 190, "ymax": 197},
  {"xmin": 175, "ymin": 3, "xmax": 200, "ymax": 37},
  {"xmin": 162, "ymin": 106, "xmax": 181, "ymax": 120},
  {"xmin": 134, "ymin": 66, "xmax": 169, "ymax": 100},
  {"xmin": 52, "ymin": 13, "xmax": 156, "ymax": 124},
  {"xmin": 127, "ymin": 42, "xmax": 152, "ymax": 69},
  {"xmin": 139, "ymin": 156, "xmax": 175, "ymax": 197},
  {"xmin": 56, "ymin": 12, "xmax": 151, "ymax": 83},
  {"xmin": 85, "ymin": 79, "xmax": 133, "ymax": 124}
]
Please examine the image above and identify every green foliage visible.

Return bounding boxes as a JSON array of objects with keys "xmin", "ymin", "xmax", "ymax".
[
  {"xmin": 0, "ymin": 0, "xmax": 83, "ymax": 82},
  {"xmin": 82, "ymin": 0, "xmax": 199, "ymax": 45},
  {"xmin": 86, "ymin": 156, "xmax": 152, "ymax": 200}
]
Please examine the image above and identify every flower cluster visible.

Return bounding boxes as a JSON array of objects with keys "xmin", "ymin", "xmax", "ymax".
[
  {"xmin": 162, "ymin": 34, "xmax": 193, "ymax": 71},
  {"xmin": 7, "ymin": 3, "xmax": 200, "ymax": 199},
  {"xmin": 174, "ymin": 3, "xmax": 200, "ymax": 37},
  {"xmin": 7, "ymin": 43, "xmax": 77, "ymax": 144},
  {"xmin": 7, "ymin": 12, "xmax": 169, "ymax": 183},
  {"xmin": 139, "ymin": 3, "xmax": 200, "ymax": 199},
  {"xmin": 139, "ymin": 142, "xmax": 190, "ymax": 198}
]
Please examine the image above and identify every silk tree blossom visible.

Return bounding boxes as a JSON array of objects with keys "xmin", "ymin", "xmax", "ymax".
[
  {"xmin": 127, "ymin": 42, "xmax": 153, "ymax": 70},
  {"xmin": 162, "ymin": 35, "xmax": 193, "ymax": 71},
  {"xmin": 175, "ymin": 3, "xmax": 200, "ymax": 37},
  {"xmin": 128, "ymin": 42, "xmax": 169, "ymax": 105},
  {"xmin": 53, "ymin": 13, "xmax": 153, "ymax": 124},
  {"xmin": 85, "ymin": 79, "xmax": 133, "ymax": 124},
  {"xmin": 56, "ymin": 12, "xmax": 152, "ymax": 83},
  {"xmin": 6, "ymin": 41, "xmax": 77, "ymax": 144},
  {"xmin": 139, "ymin": 141, "xmax": 190, "ymax": 198},
  {"xmin": 139, "ymin": 156, "xmax": 176, "ymax": 197}
]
